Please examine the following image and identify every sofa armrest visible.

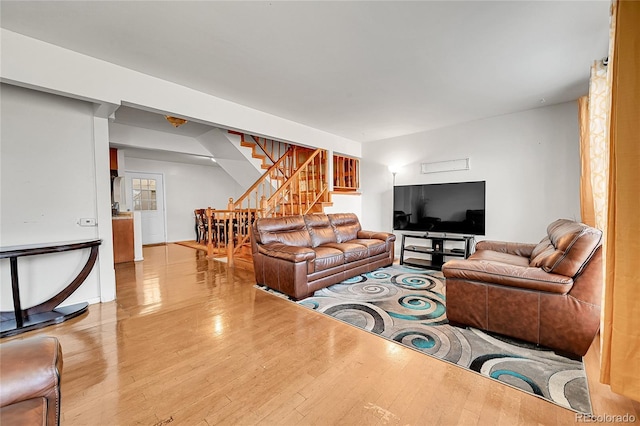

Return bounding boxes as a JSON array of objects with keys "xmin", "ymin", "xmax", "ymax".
[
  {"xmin": 442, "ymin": 259, "xmax": 573, "ymax": 294},
  {"xmin": 0, "ymin": 336, "xmax": 62, "ymax": 425},
  {"xmin": 357, "ymin": 230, "xmax": 396, "ymax": 243},
  {"xmin": 476, "ymin": 240, "xmax": 537, "ymax": 258},
  {"xmin": 257, "ymin": 243, "xmax": 316, "ymax": 263}
]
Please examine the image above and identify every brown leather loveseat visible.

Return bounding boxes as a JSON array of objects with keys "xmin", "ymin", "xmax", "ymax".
[
  {"xmin": 442, "ymin": 219, "xmax": 602, "ymax": 356},
  {"xmin": 251, "ymin": 213, "xmax": 396, "ymax": 299},
  {"xmin": 0, "ymin": 336, "xmax": 63, "ymax": 425}
]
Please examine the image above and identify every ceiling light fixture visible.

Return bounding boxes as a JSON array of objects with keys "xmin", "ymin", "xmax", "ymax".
[
  {"xmin": 165, "ymin": 115, "xmax": 188, "ymax": 128},
  {"xmin": 210, "ymin": 157, "xmax": 217, "ymax": 163}
]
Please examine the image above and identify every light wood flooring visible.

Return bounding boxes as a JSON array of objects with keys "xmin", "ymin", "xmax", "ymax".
[{"xmin": 4, "ymin": 244, "xmax": 639, "ymax": 425}]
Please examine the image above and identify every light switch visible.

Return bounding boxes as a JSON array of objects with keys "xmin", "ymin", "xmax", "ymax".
[{"xmin": 79, "ymin": 218, "xmax": 97, "ymax": 227}]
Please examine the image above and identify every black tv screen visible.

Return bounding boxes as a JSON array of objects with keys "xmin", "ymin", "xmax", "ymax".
[{"xmin": 393, "ymin": 181, "xmax": 486, "ymax": 235}]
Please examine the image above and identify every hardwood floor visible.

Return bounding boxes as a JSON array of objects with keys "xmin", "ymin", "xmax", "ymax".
[{"xmin": 4, "ymin": 244, "xmax": 639, "ymax": 425}]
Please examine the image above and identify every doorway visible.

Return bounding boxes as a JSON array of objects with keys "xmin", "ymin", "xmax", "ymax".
[{"xmin": 125, "ymin": 172, "xmax": 167, "ymax": 245}]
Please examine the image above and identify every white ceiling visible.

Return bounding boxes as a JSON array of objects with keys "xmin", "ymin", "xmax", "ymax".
[{"xmin": 0, "ymin": 1, "xmax": 610, "ymax": 143}]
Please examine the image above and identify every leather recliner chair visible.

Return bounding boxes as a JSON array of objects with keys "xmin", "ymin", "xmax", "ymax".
[
  {"xmin": 0, "ymin": 336, "xmax": 63, "ymax": 425},
  {"xmin": 442, "ymin": 219, "xmax": 602, "ymax": 356}
]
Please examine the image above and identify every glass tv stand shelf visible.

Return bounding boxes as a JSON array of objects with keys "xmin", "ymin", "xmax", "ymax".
[{"xmin": 400, "ymin": 233, "xmax": 474, "ymax": 271}]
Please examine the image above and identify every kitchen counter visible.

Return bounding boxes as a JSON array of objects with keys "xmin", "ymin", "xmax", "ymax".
[{"xmin": 112, "ymin": 212, "xmax": 133, "ymax": 219}]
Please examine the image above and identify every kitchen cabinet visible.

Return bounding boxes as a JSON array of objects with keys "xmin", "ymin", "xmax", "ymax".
[{"xmin": 112, "ymin": 214, "xmax": 134, "ymax": 263}]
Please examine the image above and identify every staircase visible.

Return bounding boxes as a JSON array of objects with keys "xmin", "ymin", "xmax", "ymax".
[
  {"xmin": 204, "ymin": 132, "xmax": 332, "ymax": 267},
  {"xmin": 236, "ymin": 131, "xmax": 291, "ymax": 170}
]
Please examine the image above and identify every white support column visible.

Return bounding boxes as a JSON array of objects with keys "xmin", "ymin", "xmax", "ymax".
[{"xmin": 93, "ymin": 113, "xmax": 117, "ymax": 302}]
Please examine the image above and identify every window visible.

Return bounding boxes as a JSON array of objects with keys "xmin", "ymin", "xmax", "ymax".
[{"xmin": 132, "ymin": 178, "xmax": 157, "ymax": 211}]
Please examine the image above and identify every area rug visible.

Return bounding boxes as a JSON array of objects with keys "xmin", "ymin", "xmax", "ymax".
[{"xmin": 257, "ymin": 264, "xmax": 592, "ymax": 414}]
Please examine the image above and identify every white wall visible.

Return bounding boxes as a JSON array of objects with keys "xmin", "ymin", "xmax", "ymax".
[
  {"xmin": 110, "ymin": 122, "xmax": 212, "ymax": 157},
  {"xmin": 1, "ymin": 84, "xmax": 109, "ymax": 309},
  {"xmin": 324, "ymin": 194, "xmax": 362, "ymax": 220},
  {"xmin": 122, "ymin": 156, "xmax": 244, "ymax": 242},
  {"xmin": 361, "ymin": 101, "xmax": 581, "ymax": 245},
  {"xmin": 196, "ymin": 128, "xmax": 263, "ymax": 189}
]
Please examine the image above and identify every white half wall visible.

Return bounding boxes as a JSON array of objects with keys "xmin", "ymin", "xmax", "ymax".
[
  {"xmin": 361, "ymin": 101, "xmax": 581, "ymax": 244},
  {"xmin": 1, "ymin": 84, "xmax": 109, "ymax": 310},
  {"xmin": 122, "ymin": 156, "xmax": 244, "ymax": 243},
  {"xmin": 323, "ymin": 194, "xmax": 362, "ymax": 220}
]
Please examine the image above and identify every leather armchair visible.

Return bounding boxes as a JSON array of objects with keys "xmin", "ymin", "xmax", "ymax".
[
  {"xmin": 0, "ymin": 336, "xmax": 63, "ymax": 425},
  {"xmin": 442, "ymin": 219, "xmax": 603, "ymax": 356}
]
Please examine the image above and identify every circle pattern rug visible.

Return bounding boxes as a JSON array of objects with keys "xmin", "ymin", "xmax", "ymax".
[{"xmin": 266, "ymin": 265, "xmax": 592, "ymax": 414}]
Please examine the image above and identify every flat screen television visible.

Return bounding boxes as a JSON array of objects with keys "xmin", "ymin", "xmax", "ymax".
[{"xmin": 393, "ymin": 181, "xmax": 486, "ymax": 235}]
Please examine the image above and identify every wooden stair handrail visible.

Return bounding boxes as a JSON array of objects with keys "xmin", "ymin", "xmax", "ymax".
[
  {"xmin": 233, "ymin": 146, "xmax": 295, "ymax": 209},
  {"xmin": 265, "ymin": 148, "xmax": 328, "ymax": 217}
]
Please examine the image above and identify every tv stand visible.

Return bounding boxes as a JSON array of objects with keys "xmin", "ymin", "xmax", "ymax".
[{"xmin": 400, "ymin": 233, "xmax": 474, "ymax": 271}]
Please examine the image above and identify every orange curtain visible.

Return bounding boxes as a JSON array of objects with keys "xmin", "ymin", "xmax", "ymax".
[
  {"xmin": 578, "ymin": 57, "xmax": 609, "ymax": 230},
  {"xmin": 600, "ymin": 0, "xmax": 640, "ymax": 402},
  {"xmin": 578, "ymin": 96, "xmax": 595, "ymax": 227}
]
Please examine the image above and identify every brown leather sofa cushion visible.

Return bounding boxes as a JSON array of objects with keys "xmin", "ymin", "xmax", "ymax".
[
  {"xmin": 328, "ymin": 213, "xmax": 361, "ymax": 243},
  {"xmin": 529, "ymin": 219, "xmax": 602, "ymax": 277},
  {"xmin": 304, "ymin": 214, "xmax": 338, "ymax": 247},
  {"xmin": 255, "ymin": 215, "xmax": 312, "ymax": 247},
  {"xmin": 530, "ymin": 236, "xmax": 554, "ymax": 263},
  {"xmin": 321, "ymin": 242, "xmax": 369, "ymax": 263},
  {"xmin": 312, "ymin": 246, "xmax": 345, "ymax": 271},
  {"xmin": 349, "ymin": 238, "xmax": 388, "ymax": 256},
  {"xmin": 476, "ymin": 240, "xmax": 537, "ymax": 258},
  {"xmin": 469, "ymin": 249, "xmax": 531, "ymax": 267}
]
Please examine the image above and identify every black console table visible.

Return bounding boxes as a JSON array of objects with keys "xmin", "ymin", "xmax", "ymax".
[
  {"xmin": 400, "ymin": 233, "xmax": 473, "ymax": 271},
  {"xmin": 0, "ymin": 239, "xmax": 102, "ymax": 338}
]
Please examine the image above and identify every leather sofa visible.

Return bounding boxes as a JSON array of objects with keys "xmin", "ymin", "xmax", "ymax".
[
  {"xmin": 0, "ymin": 336, "xmax": 63, "ymax": 425},
  {"xmin": 251, "ymin": 213, "xmax": 396, "ymax": 300},
  {"xmin": 442, "ymin": 219, "xmax": 603, "ymax": 356}
]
